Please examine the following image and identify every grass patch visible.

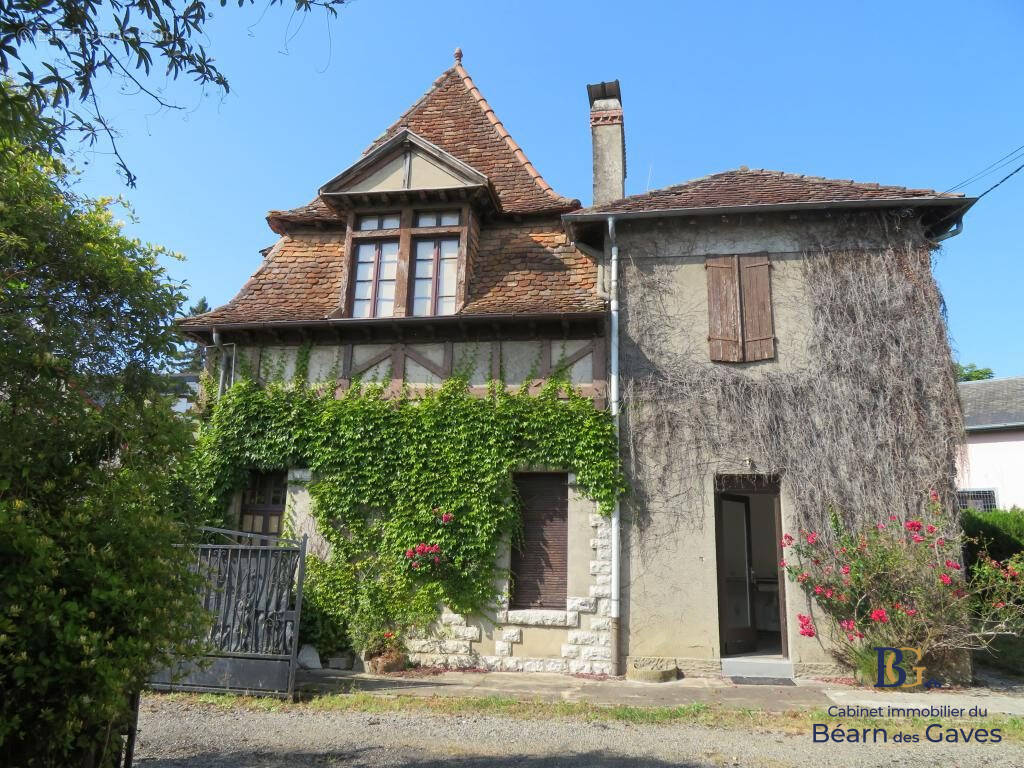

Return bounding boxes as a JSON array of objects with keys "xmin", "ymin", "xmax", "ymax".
[{"xmin": 149, "ymin": 691, "xmax": 1024, "ymax": 743}]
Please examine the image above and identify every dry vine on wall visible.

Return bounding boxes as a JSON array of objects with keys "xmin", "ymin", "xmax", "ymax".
[{"xmin": 619, "ymin": 211, "xmax": 963, "ymax": 542}]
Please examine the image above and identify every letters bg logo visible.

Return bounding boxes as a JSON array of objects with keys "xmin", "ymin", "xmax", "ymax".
[{"xmin": 874, "ymin": 646, "xmax": 927, "ymax": 688}]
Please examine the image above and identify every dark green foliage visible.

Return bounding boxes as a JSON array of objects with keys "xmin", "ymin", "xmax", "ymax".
[
  {"xmin": 963, "ymin": 507, "xmax": 1024, "ymax": 565},
  {"xmin": 956, "ymin": 362, "xmax": 995, "ymax": 382},
  {"xmin": 192, "ymin": 377, "xmax": 625, "ymax": 650},
  {"xmin": 0, "ymin": 129, "xmax": 206, "ymax": 764}
]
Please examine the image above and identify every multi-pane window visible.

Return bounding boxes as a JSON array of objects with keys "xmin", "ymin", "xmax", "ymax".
[
  {"xmin": 240, "ymin": 471, "xmax": 287, "ymax": 535},
  {"xmin": 412, "ymin": 237, "xmax": 458, "ymax": 316},
  {"xmin": 957, "ymin": 489, "xmax": 998, "ymax": 512},
  {"xmin": 357, "ymin": 213, "xmax": 400, "ymax": 231},
  {"xmin": 353, "ymin": 240, "xmax": 399, "ymax": 318},
  {"xmin": 415, "ymin": 210, "xmax": 460, "ymax": 227}
]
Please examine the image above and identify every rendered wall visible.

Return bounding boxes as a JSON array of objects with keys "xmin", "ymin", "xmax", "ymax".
[{"xmin": 957, "ymin": 429, "xmax": 1024, "ymax": 509}]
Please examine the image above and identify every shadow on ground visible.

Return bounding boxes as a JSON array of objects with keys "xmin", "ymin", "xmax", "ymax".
[{"xmin": 136, "ymin": 748, "xmax": 713, "ymax": 767}]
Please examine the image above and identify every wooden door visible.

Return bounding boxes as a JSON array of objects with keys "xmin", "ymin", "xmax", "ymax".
[{"xmin": 717, "ymin": 493, "xmax": 757, "ymax": 654}]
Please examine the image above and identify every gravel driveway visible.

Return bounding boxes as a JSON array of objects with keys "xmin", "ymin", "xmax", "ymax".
[{"xmin": 135, "ymin": 695, "xmax": 1024, "ymax": 768}]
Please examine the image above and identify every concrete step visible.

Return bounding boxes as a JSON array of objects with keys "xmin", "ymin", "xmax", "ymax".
[{"xmin": 720, "ymin": 656, "xmax": 794, "ymax": 679}]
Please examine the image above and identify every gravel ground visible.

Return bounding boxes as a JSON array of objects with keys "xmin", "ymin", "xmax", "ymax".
[{"xmin": 134, "ymin": 696, "xmax": 1024, "ymax": 768}]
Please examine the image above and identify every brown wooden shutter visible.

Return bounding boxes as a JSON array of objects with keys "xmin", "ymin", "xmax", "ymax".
[
  {"xmin": 510, "ymin": 473, "xmax": 568, "ymax": 610},
  {"xmin": 705, "ymin": 256, "xmax": 742, "ymax": 362},
  {"xmin": 738, "ymin": 253, "xmax": 775, "ymax": 362}
]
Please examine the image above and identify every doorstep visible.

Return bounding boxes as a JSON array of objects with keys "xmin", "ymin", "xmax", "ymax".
[{"xmin": 720, "ymin": 655, "xmax": 794, "ymax": 680}]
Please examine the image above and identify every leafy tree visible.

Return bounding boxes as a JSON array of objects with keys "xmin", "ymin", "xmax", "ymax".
[
  {"xmin": 0, "ymin": 114, "xmax": 206, "ymax": 765},
  {"xmin": 172, "ymin": 295, "xmax": 210, "ymax": 373},
  {"xmin": 956, "ymin": 362, "xmax": 995, "ymax": 382},
  {"xmin": 0, "ymin": 0, "xmax": 347, "ymax": 183}
]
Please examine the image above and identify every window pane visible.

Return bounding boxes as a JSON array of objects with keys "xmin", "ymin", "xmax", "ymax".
[
  {"xmin": 413, "ymin": 297, "xmax": 432, "ymax": 316},
  {"xmin": 379, "ymin": 259, "xmax": 397, "ymax": 280},
  {"xmin": 267, "ymin": 515, "xmax": 280, "ymax": 534},
  {"xmin": 380, "ymin": 215, "xmax": 400, "ymax": 229},
  {"xmin": 356, "ymin": 243, "xmax": 376, "ymax": 262},
  {"xmin": 376, "ymin": 298, "xmax": 394, "ymax": 317},
  {"xmin": 440, "ymin": 211, "xmax": 460, "ymax": 226},
  {"xmin": 414, "ymin": 240, "xmax": 435, "ymax": 259},
  {"xmin": 380, "ymin": 240, "xmax": 399, "ymax": 259},
  {"xmin": 242, "ymin": 514, "xmax": 255, "ymax": 532},
  {"xmin": 415, "ymin": 258, "xmax": 434, "ymax": 278},
  {"xmin": 437, "ymin": 296, "xmax": 456, "ymax": 315},
  {"xmin": 414, "ymin": 278, "xmax": 433, "ymax": 299},
  {"xmin": 376, "ymin": 281, "xmax": 395, "ymax": 301},
  {"xmin": 355, "ymin": 262, "xmax": 374, "ymax": 281},
  {"xmin": 416, "ymin": 212, "xmax": 437, "ymax": 227},
  {"xmin": 352, "ymin": 299, "xmax": 370, "ymax": 318},
  {"xmin": 354, "ymin": 281, "xmax": 372, "ymax": 299},
  {"xmin": 439, "ymin": 259, "xmax": 458, "ymax": 295},
  {"xmin": 357, "ymin": 216, "xmax": 378, "ymax": 231},
  {"xmin": 440, "ymin": 237, "xmax": 459, "ymax": 259}
]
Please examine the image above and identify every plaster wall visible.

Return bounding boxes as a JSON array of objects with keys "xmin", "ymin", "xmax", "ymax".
[{"xmin": 957, "ymin": 429, "xmax": 1024, "ymax": 509}]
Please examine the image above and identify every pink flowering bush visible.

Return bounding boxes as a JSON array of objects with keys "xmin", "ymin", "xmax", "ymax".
[
  {"xmin": 781, "ymin": 493, "xmax": 1024, "ymax": 676},
  {"xmin": 405, "ymin": 541, "xmax": 443, "ymax": 572}
]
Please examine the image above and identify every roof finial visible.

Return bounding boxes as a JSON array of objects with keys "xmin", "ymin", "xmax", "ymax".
[{"xmin": 454, "ymin": 47, "xmax": 463, "ymax": 64}]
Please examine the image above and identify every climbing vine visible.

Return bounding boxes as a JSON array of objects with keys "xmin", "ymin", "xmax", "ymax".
[{"xmin": 191, "ymin": 376, "xmax": 624, "ymax": 651}]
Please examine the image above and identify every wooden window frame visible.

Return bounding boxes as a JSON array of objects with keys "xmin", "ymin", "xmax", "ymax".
[
  {"xmin": 350, "ymin": 238, "xmax": 399, "ymax": 319},
  {"xmin": 240, "ymin": 471, "xmax": 287, "ymax": 536},
  {"xmin": 412, "ymin": 235, "xmax": 459, "ymax": 317},
  {"xmin": 415, "ymin": 209, "xmax": 461, "ymax": 228},
  {"xmin": 347, "ymin": 203, "xmax": 470, "ymax": 319},
  {"xmin": 357, "ymin": 212, "xmax": 401, "ymax": 231}
]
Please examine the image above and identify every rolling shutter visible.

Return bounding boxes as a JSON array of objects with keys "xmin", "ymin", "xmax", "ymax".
[
  {"xmin": 705, "ymin": 254, "xmax": 775, "ymax": 363},
  {"xmin": 739, "ymin": 254, "xmax": 775, "ymax": 362},
  {"xmin": 705, "ymin": 256, "xmax": 743, "ymax": 362},
  {"xmin": 510, "ymin": 473, "xmax": 568, "ymax": 610}
]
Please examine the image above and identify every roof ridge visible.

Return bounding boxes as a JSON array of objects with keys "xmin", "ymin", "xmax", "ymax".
[{"xmin": 362, "ymin": 66, "xmax": 458, "ymax": 155}]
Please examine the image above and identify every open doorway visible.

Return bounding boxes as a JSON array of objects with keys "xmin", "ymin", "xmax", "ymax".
[{"xmin": 715, "ymin": 475, "xmax": 787, "ymax": 659}]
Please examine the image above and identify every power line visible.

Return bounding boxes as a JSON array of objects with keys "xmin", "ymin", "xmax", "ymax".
[
  {"xmin": 972, "ymin": 159, "xmax": 1024, "ymax": 203},
  {"xmin": 944, "ymin": 143, "xmax": 1024, "ymax": 193}
]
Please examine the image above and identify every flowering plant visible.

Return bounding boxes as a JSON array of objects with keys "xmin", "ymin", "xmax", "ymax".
[
  {"xmin": 781, "ymin": 493, "xmax": 1024, "ymax": 676},
  {"xmin": 405, "ymin": 542, "xmax": 442, "ymax": 571},
  {"xmin": 363, "ymin": 629, "xmax": 404, "ymax": 658}
]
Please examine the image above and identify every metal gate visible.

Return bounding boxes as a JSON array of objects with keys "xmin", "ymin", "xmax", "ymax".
[{"xmin": 150, "ymin": 527, "xmax": 307, "ymax": 699}]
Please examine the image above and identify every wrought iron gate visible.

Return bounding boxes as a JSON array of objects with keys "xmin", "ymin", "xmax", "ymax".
[{"xmin": 150, "ymin": 526, "xmax": 307, "ymax": 699}]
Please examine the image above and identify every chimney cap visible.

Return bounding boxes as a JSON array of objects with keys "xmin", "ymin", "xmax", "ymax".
[{"xmin": 587, "ymin": 80, "xmax": 622, "ymax": 108}]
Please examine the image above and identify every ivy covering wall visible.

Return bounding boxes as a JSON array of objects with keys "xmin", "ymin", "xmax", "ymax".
[{"xmin": 191, "ymin": 376, "xmax": 624, "ymax": 650}]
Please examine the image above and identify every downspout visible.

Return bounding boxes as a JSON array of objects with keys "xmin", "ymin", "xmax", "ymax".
[
  {"xmin": 929, "ymin": 216, "xmax": 964, "ymax": 244},
  {"xmin": 607, "ymin": 215, "xmax": 622, "ymax": 675}
]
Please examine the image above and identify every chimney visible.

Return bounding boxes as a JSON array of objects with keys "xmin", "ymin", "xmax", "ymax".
[{"xmin": 587, "ymin": 80, "xmax": 626, "ymax": 206}]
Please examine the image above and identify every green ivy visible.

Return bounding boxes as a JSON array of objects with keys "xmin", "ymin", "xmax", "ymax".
[{"xmin": 191, "ymin": 376, "xmax": 624, "ymax": 651}]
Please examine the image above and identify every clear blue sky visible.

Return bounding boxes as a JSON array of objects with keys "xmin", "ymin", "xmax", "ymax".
[{"xmin": 73, "ymin": 0, "xmax": 1024, "ymax": 376}]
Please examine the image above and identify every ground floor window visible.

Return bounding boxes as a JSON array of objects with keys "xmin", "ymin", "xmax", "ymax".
[
  {"xmin": 510, "ymin": 472, "xmax": 568, "ymax": 610},
  {"xmin": 240, "ymin": 470, "xmax": 287, "ymax": 535},
  {"xmin": 957, "ymin": 489, "xmax": 998, "ymax": 511}
]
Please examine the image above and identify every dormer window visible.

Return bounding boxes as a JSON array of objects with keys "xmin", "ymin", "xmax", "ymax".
[
  {"xmin": 413, "ymin": 237, "xmax": 459, "ymax": 316},
  {"xmin": 352, "ymin": 240, "xmax": 399, "ymax": 318},
  {"xmin": 416, "ymin": 210, "xmax": 461, "ymax": 227},
  {"xmin": 358, "ymin": 213, "xmax": 400, "ymax": 231}
]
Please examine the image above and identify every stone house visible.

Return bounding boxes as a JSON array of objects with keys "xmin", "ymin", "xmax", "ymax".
[{"xmin": 182, "ymin": 51, "xmax": 974, "ymax": 679}]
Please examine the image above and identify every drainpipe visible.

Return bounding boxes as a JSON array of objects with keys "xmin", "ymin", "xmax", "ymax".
[{"xmin": 607, "ymin": 215, "xmax": 622, "ymax": 675}]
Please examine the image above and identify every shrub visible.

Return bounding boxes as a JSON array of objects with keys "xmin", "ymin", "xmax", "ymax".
[
  {"xmin": 297, "ymin": 556, "xmax": 350, "ymax": 657},
  {"xmin": 962, "ymin": 507, "xmax": 1024, "ymax": 565},
  {"xmin": 781, "ymin": 494, "xmax": 1024, "ymax": 680}
]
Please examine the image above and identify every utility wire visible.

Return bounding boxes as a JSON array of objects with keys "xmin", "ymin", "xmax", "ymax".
[
  {"xmin": 971, "ymin": 159, "xmax": 1024, "ymax": 203},
  {"xmin": 944, "ymin": 143, "xmax": 1024, "ymax": 193}
]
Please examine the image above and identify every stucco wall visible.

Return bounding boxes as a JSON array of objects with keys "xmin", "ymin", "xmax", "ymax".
[
  {"xmin": 957, "ymin": 429, "xmax": 1024, "ymax": 509},
  {"xmin": 615, "ymin": 214, "xmax": 875, "ymax": 678}
]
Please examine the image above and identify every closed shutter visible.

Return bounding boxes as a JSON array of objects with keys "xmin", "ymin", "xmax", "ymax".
[
  {"xmin": 705, "ymin": 254, "xmax": 775, "ymax": 362},
  {"xmin": 739, "ymin": 254, "xmax": 775, "ymax": 362},
  {"xmin": 510, "ymin": 473, "xmax": 568, "ymax": 610},
  {"xmin": 705, "ymin": 256, "xmax": 743, "ymax": 362}
]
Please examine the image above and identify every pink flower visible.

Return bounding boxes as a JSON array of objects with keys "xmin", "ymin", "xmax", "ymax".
[
  {"xmin": 889, "ymin": 515, "xmax": 900, "ymax": 522},
  {"xmin": 825, "ymin": 589, "xmax": 834, "ymax": 599},
  {"xmin": 840, "ymin": 619, "xmax": 856, "ymax": 631},
  {"xmin": 935, "ymin": 538, "xmax": 946, "ymax": 548},
  {"xmin": 929, "ymin": 489, "xmax": 939, "ymax": 503},
  {"xmin": 778, "ymin": 559, "xmax": 787, "ymax": 568},
  {"xmin": 926, "ymin": 524, "xmax": 937, "ymax": 534},
  {"xmin": 411, "ymin": 561, "xmax": 420, "ymax": 569},
  {"xmin": 405, "ymin": 548, "xmax": 414, "ymax": 558},
  {"xmin": 433, "ymin": 556, "xmax": 440, "ymax": 564},
  {"xmin": 781, "ymin": 534, "xmax": 794, "ymax": 547},
  {"xmin": 797, "ymin": 572, "xmax": 810, "ymax": 583},
  {"xmin": 904, "ymin": 520, "xmax": 923, "ymax": 533},
  {"xmin": 939, "ymin": 573, "xmax": 952, "ymax": 586},
  {"xmin": 945, "ymin": 560, "xmax": 961, "ymax": 571},
  {"xmin": 870, "ymin": 608, "xmax": 889, "ymax": 623},
  {"xmin": 911, "ymin": 534, "xmax": 925, "ymax": 543},
  {"xmin": 840, "ymin": 565, "xmax": 851, "ymax": 575},
  {"xmin": 905, "ymin": 608, "xmax": 917, "ymax": 616},
  {"xmin": 383, "ymin": 631, "xmax": 394, "ymax": 639},
  {"xmin": 416, "ymin": 543, "xmax": 427, "ymax": 554},
  {"xmin": 799, "ymin": 625, "xmax": 816, "ymax": 638},
  {"xmin": 994, "ymin": 601, "xmax": 1006, "ymax": 609},
  {"xmin": 797, "ymin": 614, "xmax": 812, "ymax": 625},
  {"xmin": 838, "ymin": 593, "xmax": 848, "ymax": 602},
  {"xmin": 806, "ymin": 532, "xmax": 819, "ymax": 544},
  {"xmin": 876, "ymin": 523, "xmax": 886, "ymax": 530},
  {"xmin": 441, "ymin": 512, "xmax": 454, "ymax": 523},
  {"xmin": 814, "ymin": 585, "xmax": 825, "ymax": 595}
]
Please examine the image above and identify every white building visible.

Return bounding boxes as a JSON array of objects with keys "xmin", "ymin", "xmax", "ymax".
[{"xmin": 957, "ymin": 377, "xmax": 1024, "ymax": 510}]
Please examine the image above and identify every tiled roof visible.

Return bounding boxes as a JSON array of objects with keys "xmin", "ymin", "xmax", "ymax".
[
  {"xmin": 180, "ymin": 234, "xmax": 346, "ymax": 327},
  {"xmin": 268, "ymin": 55, "xmax": 578, "ymax": 227},
  {"xmin": 571, "ymin": 168, "xmax": 965, "ymax": 216},
  {"xmin": 463, "ymin": 223, "xmax": 602, "ymax": 315},
  {"xmin": 180, "ymin": 222, "xmax": 602, "ymax": 329},
  {"xmin": 959, "ymin": 378, "xmax": 1024, "ymax": 431}
]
